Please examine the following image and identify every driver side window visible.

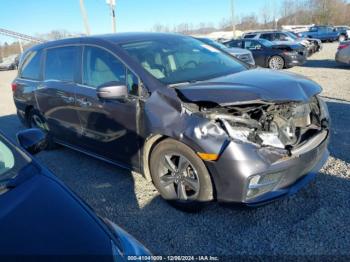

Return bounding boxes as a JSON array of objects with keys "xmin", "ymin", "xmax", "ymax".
[
  {"xmin": 245, "ymin": 41, "xmax": 261, "ymax": 50},
  {"xmin": 83, "ymin": 46, "xmax": 139, "ymax": 96}
]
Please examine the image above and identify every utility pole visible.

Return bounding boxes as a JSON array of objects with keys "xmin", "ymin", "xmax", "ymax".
[
  {"xmin": 231, "ymin": 0, "xmax": 236, "ymax": 39},
  {"xmin": 18, "ymin": 40, "xmax": 23, "ymax": 53},
  {"xmin": 106, "ymin": 0, "xmax": 116, "ymax": 33},
  {"xmin": 79, "ymin": 0, "xmax": 91, "ymax": 35}
]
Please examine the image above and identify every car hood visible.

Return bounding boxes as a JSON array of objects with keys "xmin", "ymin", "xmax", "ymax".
[{"xmin": 175, "ymin": 69, "xmax": 321, "ymax": 106}]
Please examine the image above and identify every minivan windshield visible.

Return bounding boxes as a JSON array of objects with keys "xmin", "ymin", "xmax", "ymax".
[
  {"xmin": 121, "ymin": 37, "xmax": 247, "ymax": 85},
  {"xmin": 197, "ymin": 38, "xmax": 228, "ymax": 51}
]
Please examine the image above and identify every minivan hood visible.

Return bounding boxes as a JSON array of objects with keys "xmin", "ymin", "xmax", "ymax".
[{"xmin": 175, "ymin": 69, "xmax": 321, "ymax": 106}]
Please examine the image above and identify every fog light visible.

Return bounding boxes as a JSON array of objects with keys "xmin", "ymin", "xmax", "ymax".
[{"xmin": 246, "ymin": 172, "xmax": 283, "ymax": 201}]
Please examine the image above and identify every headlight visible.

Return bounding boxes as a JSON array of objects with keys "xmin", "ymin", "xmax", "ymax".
[{"xmin": 246, "ymin": 172, "xmax": 283, "ymax": 201}]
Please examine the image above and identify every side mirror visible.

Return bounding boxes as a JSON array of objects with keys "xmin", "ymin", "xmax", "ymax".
[
  {"xmin": 97, "ymin": 82, "xmax": 128, "ymax": 100},
  {"xmin": 17, "ymin": 128, "xmax": 48, "ymax": 155}
]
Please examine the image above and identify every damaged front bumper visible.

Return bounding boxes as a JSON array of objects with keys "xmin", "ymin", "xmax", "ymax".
[{"xmin": 205, "ymin": 129, "xmax": 329, "ymax": 205}]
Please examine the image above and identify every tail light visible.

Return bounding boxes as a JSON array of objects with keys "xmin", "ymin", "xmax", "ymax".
[
  {"xmin": 11, "ymin": 82, "xmax": 17, "ymax": 92},
  {"xmin": 338, "ymin": 43, "xmax": 350, "ymax": 50}
]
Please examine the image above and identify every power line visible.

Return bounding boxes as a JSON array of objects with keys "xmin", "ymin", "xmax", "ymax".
[{"xmin": 0, "ymin": 28, "xmax": 45, "ymax": 43}]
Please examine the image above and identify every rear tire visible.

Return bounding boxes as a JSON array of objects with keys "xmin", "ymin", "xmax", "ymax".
[
  {"xmin": 150, "ymin": 139, "xmax": 213, "ymax": 212},
  {"xmin": 268, "ymin": 56, "xmax": 285, "ymax": 70},
  {"xmin": 27, "ymin": 109, "xmax": 58, "ymax": 150}
]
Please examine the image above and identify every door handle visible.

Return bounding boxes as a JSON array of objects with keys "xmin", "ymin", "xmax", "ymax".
[{"xmin": 77, "ymin": 98, "xmax": 92, "ymax": 107}]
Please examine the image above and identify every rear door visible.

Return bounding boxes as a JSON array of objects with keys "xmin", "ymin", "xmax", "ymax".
[
  {"xmin": 14, "ymin": 50, "xmax": 43, "ymax": 118},
  {"xmin": 35, "ymin": 46, "xmax": 82, "ymax": 145},
  {"xmin": 74, "ymin": 45, "xmax": 141, "ymax": 168}
]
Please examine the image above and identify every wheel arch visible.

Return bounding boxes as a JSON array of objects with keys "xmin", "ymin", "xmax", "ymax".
[{"xmin": 142, "ymin": 134, "xmax": 168, "ymax": 182}]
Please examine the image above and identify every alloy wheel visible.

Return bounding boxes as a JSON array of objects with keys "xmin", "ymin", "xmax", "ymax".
[
  {"xmin": 158, "ymin": 153, "xmax": 200, "ymax": 201},
  {"xmin": 269, "ymin": 56, "xmax": 284, "ymax": 70}
]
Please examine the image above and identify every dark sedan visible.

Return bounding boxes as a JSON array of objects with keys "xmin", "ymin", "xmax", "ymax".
[
  {"xmin": 0, "ymin": 128, "xmax": 150, "ymax": 260},
  {"xmin": 224, "ymin": 38, "xmax": 307, "ymax": 70},
  {"xmin": 13, "ymin": 33, "xmax": 329, "ymax": 211}
]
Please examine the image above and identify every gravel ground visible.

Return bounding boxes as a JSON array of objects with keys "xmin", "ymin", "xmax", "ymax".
[{"xmin": 0, "ymin": 43, "xmax": 349, "ymax": 259}]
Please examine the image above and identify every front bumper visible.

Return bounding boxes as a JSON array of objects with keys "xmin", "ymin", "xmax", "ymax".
[
  {"xmin": 285, "ymin": 54, "xmax": 307, "ymax": 67},
  {"xmin": 335, "ymin": 51, "xmax": 350, "ymax": 64},
  {"xmin": 206, "ymin": 130, "xmax": 329, "ymax": 204}
]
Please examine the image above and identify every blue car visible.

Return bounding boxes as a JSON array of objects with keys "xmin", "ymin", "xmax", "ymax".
[
  {"xmin": 299, "ymin": 26, "xmax": 340, "ymax": 42},
  {"xmin": 0, "ymin": 128, "xmax": 151, "ymax": 260}
]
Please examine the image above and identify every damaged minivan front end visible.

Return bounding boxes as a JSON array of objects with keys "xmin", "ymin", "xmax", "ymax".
[{"xmin": 175, "ymin": 72, "xmax": 330, "ymax": 205}]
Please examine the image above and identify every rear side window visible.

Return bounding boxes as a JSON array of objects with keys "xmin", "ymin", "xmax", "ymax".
[
  {"xmin": 20, "ymin": 50, "xmax": 42, "ymax": 80},
  {"xmin": 82, "ymin": 46, "xmax": 126, "ymax": 88},
  {"xmin": 45, "ymin": 46, "xmax": 80, "ymax": 82},
  {"xmin": 226, "ymin": 41, "xmax": 242, "ymax": 48},
  {"xmin": 244, "ymin": 34, "xmax": 256, "ymax": 39},
  {"xmin": 260, "ymin": 34, "xmax": 273, "ymax": 41}
]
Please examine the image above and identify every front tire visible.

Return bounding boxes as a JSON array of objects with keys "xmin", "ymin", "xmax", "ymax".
[
  {"xmin": 268, "ymin": 56, "xmax": 285, "ymax": 70},
  {"xmin": 150, "ymin": 139, "xmax": 213, "ymax": 211}
]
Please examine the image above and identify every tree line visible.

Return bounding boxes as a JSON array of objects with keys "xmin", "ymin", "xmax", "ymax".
[{"xmin": 152, "ymin": 0, "xmax": 350, "ymax": 34}]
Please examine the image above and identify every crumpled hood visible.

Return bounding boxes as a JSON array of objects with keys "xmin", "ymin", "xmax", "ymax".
[{"xmin": 175, "ymin": 69, "xmax": 322, "ymax": 106}]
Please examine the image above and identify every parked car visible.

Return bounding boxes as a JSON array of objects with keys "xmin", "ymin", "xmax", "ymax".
[
  {"xmin": 335, "ymin": 41, "xmax": 350, "ymax": 65},
  {"xmin": 196, "ymin": 37, "xmax": 255, "ymax": 65},
  {"xmin": 224, "ymin": 38, "xmax": 307, "ymax": 70},
  {"xmin": 0, "ymin": 128, "xmax": 150, "ymax": 259},
  {"xmin": 334, "ymin": 26, "xmax": 350, "ymax": 42},
  {"xmin": 0, "ymin": 54, "xmax": 18, "ymax": 70},
  {"xmin": 299, "ymin": 26, "xmax": 340, "ymax": 42},
  {"xmin": 286, "ymin": 31, "xmax": 322, "ymax": 53},
  {"xmin": 13, "ymin": 33, "xmax": 329, "ymax": 210},
  {"xmin": 242, "ymin": 31, "xmax": 317, "ymax": 56}
]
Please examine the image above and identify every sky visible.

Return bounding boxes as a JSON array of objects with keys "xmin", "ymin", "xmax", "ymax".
[{"xmin": 0, "ymin": 0, "xmax": 281, "ymax": 43}]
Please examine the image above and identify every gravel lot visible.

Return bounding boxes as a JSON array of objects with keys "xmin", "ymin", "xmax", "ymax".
[{"xmin": 0, "ymin": 43, "xmax": 349, "ymax": 259}]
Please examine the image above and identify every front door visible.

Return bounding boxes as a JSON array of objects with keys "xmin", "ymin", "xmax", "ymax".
[
  {"xmin": 74, "ymin": 46, "xmax": 141, "ymax": 168},
  {"xmin": 35, "ymin": 46, "xmax": 82, "ymax": 145},
  {"xmin": 244, "ymin": 40, "xmax": 266, "ymax": 66}
]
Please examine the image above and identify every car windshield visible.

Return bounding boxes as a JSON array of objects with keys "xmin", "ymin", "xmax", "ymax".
[
  {"xmin": 284, "ymin": 32, "xmax": 298, "ymax": 40},
  {"xmin": 258, "ymin": 39, "xmax": 274, "ymax": 47},
  {"xmin": 198, "ymin": 38, "xmax": 228, "ymax": 50},
  {"xmin": 121, "ymin": 37, "xmax": 247, "ymax": 85},
  {"xmin": 0, "ymin": 133, "xmax": 30, "ymax": 184}
]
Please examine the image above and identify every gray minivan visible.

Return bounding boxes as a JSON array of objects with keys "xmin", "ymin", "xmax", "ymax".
[{"xmin": 12, "ymin": 33, "xmax": 330, "ymax": 211}]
